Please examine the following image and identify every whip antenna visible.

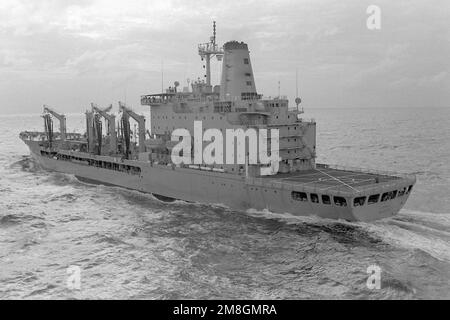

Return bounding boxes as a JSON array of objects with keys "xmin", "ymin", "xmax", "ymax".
[{"xmin": 295, "ymin": 68, "xmax": 302, "ymax": 113}]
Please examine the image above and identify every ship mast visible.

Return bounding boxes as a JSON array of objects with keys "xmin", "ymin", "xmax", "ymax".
[
  {"xmin": 198, "ymin": 21, "xmax": 224, "ymax": 87},
  {"xmin": 295, "ymin": 68, "xmax": 303, "ymax": 114}
]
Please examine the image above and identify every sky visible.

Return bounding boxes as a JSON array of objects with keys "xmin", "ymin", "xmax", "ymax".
[{"xmin": 0, "ymin": 0, "xmax": 449, "ymax": 114}]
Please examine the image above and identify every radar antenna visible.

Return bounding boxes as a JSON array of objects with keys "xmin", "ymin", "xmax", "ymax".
[{"xmin": 198, "ymin": 21, "xmax": 224, "ymax": 86}]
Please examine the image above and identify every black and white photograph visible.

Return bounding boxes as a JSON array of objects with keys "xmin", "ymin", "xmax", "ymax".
[{"xmin": 0, "ymin": 0, "xmax": 449, "ymax": 306}]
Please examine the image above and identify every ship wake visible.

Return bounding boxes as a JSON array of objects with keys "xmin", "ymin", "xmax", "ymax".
[
  {"xmin": 10, "ymin": 155, "xmax": 41, "ymax": 173},
  {"xmin": 245, "ymin": 207, "xmax": 450, "ymax": 262}
]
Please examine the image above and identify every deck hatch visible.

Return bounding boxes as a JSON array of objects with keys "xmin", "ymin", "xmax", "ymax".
[
  {"xmin": 354, "ymin": 196, "xmax": 366, "ymax": 207},
  {"xmin": 368, "ymin": 194, "xmax": 380, "ymax": 204},
  {"xmin": 310, "ymin": 193, "xmax": 319, "ymax": 203},
  {"xmin": 321, "ymin": 195, "xmax": 331, "ymax": 205},
  {"xmin": 292, "ymin": 191, "xmax": 308, "ymax": 201},
  {"xmin": 381, "ymin": 191, "xmax": 397, "ymax": 202},
  {"xmin": 334, "ymin": 196, "xmax": 347, "ymax": 207}
]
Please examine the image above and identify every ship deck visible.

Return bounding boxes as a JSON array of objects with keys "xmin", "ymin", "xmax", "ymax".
[{"xmin": 267, "ymin": 164, "xmax": 407, "ymax": 194}]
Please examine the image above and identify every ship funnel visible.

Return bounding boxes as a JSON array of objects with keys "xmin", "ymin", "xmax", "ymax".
[{"xmin": 220, "ymin": 41, "xmax": 257, "ymax": 101}]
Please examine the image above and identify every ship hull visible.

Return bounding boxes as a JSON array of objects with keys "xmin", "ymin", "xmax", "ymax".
[{"xmin": 25, "ymin": 141, "xmax": 415, "ymax": 222}]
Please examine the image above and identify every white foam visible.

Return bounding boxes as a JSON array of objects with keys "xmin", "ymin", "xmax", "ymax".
[
  {"xmin": 360, "ymin": 210, "xmax": 450, "ymax": 262},
  {"xmin": 245, "ymin": 208, "xmax": 345, "ymax": 226}
]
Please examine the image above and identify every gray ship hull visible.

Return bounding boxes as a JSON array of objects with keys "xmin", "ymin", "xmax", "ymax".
[{"xmin": 25, "ymin": 140, "xmax": 415, "ymax": 222}]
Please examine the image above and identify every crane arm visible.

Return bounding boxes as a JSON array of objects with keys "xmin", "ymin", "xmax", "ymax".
[
  {"xmin": 43, "ymin": 104, "xmax": 66, "ymax": 142},
  {"xmin": 118, "ymin": 101, "xmax": 145, "ymax": 123},
  {"xmin": 91, "ymin": 103, "xmax": 115, "ymax": 122},
  {"xmin": 43, "ymin": 105, "xmax": 66, "ymax": 122}
]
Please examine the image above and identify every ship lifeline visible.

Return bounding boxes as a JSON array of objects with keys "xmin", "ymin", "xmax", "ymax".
[{"xmin": 20, "ymin": 23, "xmax": 416, "ymax": 222}]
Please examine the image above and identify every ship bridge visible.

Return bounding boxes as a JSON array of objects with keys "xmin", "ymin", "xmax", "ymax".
[{"xmin": 141, "ymin": 93, "xmax": 176, "ymax": 106}]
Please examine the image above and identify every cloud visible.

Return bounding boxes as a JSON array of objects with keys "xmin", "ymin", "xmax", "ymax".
[
  {"xmin": 0, "ymin": 49, "xmax": 32, "ymax": 69},
  {"xmin": 0, "ymin": 0, "xmax": 448, "ymax": 114},
  {"xmin": 63, "ymin": 42, "xmax": 183, "ymax": 76}
]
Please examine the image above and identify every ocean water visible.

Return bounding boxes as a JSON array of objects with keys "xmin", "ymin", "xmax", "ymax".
[{"xmin": 0, "ymin": 107, "xmax": 449, "ymax": 299}]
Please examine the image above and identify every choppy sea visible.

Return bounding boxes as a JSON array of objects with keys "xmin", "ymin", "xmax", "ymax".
[{"xmin": 0, "ymin": 107, "xmax": 449, "ymax": 299}]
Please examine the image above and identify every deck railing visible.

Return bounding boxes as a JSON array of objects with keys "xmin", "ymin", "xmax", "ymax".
[
  {"xmin": 316, "ymin": 163, "xmax": 415, "ymax": 180},
  {"xmin": 20, "ymin": 131, "xmax": 83, "ymax": 142}
]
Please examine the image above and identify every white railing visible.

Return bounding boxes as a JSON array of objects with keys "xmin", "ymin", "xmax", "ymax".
[
  {"xmin": 19, "ymin": 131, "xmax": 83, "ymax": 142},
  {"xmin": 316, "ymin": 163, "xmax": 415, "ymax": 179},
  {"xmin": 296, "ymin": 118, "xmax": 315, "ymax": 124}
]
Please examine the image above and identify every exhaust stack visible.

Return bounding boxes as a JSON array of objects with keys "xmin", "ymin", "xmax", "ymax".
[{"xmin": 220, "ymin": 41, "xmax": 257, "ymax": 101}]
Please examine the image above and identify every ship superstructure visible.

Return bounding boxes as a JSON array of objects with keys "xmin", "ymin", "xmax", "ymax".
[{"xmin": 19, "ymin": 23, "xmax": 416, "ymax": 222}]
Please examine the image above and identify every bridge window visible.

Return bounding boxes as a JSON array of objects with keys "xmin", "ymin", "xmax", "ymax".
[
  {"xmin": 368, "ymin": 194, "xmax": 380, "ymax": 204},
  {"xmin": 310, "ymin": 193, "xmax": 319, "ymax": 203},
  {"xmin": 334, "ymin": 196, "xmax": 347, "ymax": 207},
  {"xmin": 353, "ymin": 196, "xmax": 366, "ymax": 207},
  {"xmin": 244, "ymin": 58, "xmax": 249, "ymax": 64},
  {"xmin": 246, "ymin": 81, "xmax": 252, "ymax": 86},
  {"xmin": 406, "ymin": 185, "xmax": 413, "ymax": 194},
  {"xmin": 322, "ymin": 195, "xmax": 331, "ymax": 205},
  {"xmin": 398, "ymin": 187, "xmax": 407, "ymax": 196},
  {"xmin": 292, "ymin": 191, "xmax": 308, "ymax": 201}
]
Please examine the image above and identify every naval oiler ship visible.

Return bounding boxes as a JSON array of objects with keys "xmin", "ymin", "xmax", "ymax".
[{"xmin": 20, "ymin": 23, "xmax": 415, "ymax": 222}]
